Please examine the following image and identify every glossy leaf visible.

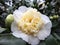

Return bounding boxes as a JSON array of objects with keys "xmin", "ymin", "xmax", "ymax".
[
  {"xmin": 52, "ymin": 33, "xmax": 60, "ymax": 41},
  {"xmin": 38, "ymin": 41, "xmax": 46, "ymax": 45},
  {"xmin": 0, "ymin": 27, "xmax": 6, "ymax": 33},
  {"xmin": 0, "ymin": 33, "xmax": 27, "ymax": 45},
  {"xmin": 45, "ymin": 35, "xmax": 58, "ymax": 45}
]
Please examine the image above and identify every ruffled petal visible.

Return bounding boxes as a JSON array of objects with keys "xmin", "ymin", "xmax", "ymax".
[
  {"xmin": 37, "ymin": 29, "xmax": 51, "ymax": 40},
  {"xmin": 28, "ymin": 36, "xmax": 40, "ymax": 45},
  {"xmin": 13, "ymin": 6, "xmax": 28, "ymax": 23},
  {"xmin": 11, "ymin": 22, "xmax": 29, "ymax": 42},
  {"xmin": 18, "ymin": 6, "xmax": 28, "ymax": 13},
  {"xmin": 11, "ymin": 22, "xmax": 40, "ymax": 45},
  {"xmin": 37, "ymin": 14, "xmax": 52, "ymax": 40},
  {"xmin": 13, "ymin": 10, "xmax": 23, "ymax": 23}
]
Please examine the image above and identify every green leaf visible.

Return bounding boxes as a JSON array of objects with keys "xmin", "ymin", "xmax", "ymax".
[
  {"xmin": 0, "ymin": 33, "xmax": 27, "ymax": 45},
  {"xmin": 0, "ymin": 27, "xmax": 6, "ymax": 33},
  {"xmin": 52, "ymin": 33, "xmax": 60, "ymax": 45},
  {"xmin": 45, "ymin": 35, "xmax": 58, "ymax": 45},
  {"xmin": 52, "ymin": 33, "xmax": 60, "ymax": 41},
  {"xmin": 58, "ymin": 42, "xmax": 60, "ymax": 45},
  {"xmin": 52, "ymin": 20, "xmax": 59, "ymax": 28},
  {"xmin": 38, "ymin": 41, "xmax": 46, "ymax": 45}
]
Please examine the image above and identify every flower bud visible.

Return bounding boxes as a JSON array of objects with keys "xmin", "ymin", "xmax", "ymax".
[
  {"xmin": 49, "ymin": 16, "xmax": 53, "ymax": 19},
  {"xmin": 56, "ymin": 15, "xmax": 59, "ymax": 18},
  {"xmin": 5, "ymin": 14, "xmax": 14, "ymax": 27},
  {"xmin": 53, "ymin": 15, "xmax": 57, "ymax": 19}
]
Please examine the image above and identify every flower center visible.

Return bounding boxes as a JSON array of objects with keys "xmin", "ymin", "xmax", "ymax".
[{"xmin": 17, "ymin": 9, "xmax": 44, "ymax": 36}]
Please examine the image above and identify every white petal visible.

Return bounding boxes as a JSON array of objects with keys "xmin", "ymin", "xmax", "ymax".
[
  {"xmin": 18, "ymin": 6, "xmax": 28, "ymax": 13},
  {"xmin": 41, "ymin": 14, "xmax": 52, "ymax": 27},
  {"xmin": 28, "ymin": 36, "xmax": 40, "ymax": 45},
  {"xmin": 12, "ymin": 32, "xmax": 29, "ymax": 42},
  {"xmin": 37, "ymin": 14, "xmax": 52, "ymax": 40},
  {"xmin": 13, "ymin": 6, "xmax": 28, "ymax": 23},
  {"xmin": 11, "ymin": 22, "xmax": 29, "ymax": 42},
  {"xmin": 37, "ymin": 29, "xmax": 51, "ymax": 40},
  {"xmin": 11, "ymin": 22, "xmax": 40, "ymax": 45},
  {"xmin": 13, "ymin": 10, "xmax": 23, "ymax": 23}
]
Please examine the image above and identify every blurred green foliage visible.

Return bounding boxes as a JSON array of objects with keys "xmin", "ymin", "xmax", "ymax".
[{"xmin": 0, "ymin": 0, "xmax": 60, "ymax": 45}]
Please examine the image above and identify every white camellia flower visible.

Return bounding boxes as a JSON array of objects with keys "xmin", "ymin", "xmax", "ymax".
[{"xmin": 11, "ymin": 6, "xmax": 52, "ymax": 45}]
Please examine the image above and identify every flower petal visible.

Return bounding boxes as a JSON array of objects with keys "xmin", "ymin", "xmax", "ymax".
[
  {"xmin": 41, "ymin": 14, "xmax": 52, "ymax": 25},
  {"xmin": 11, "ymin": 22, "xmax": 40, "ymax": 45},
  {"xmin": 13, "ymin": 6, "xmax": 30, "ymax": 23},
  {"xmin": 11, "ymin": 22, "xmax": 29, "ymax": 42},
  {"xmin": 37, "ymin": 14, "xmax": 52, "ymax": 40},
  {"xmin": 37, "ymin": 29, "xmax": 51, "ymax": 40},
  {"xmin": 18, "ymin": 6, "xmax": 28, "ymax": 13},
  {"xmin": 28, "ymin": 36, "xmax": 40, "ymax": 45},
  {"xmin": 41, "ymin": 14, "xmax": 52, "ymax": 29},
  {"xmin": 13, "ymin": 10, "xmax": 23, "ymax": 23}
]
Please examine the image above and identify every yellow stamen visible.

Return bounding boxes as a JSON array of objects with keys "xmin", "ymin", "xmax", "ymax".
[{"xmin": 17, "ymin": 8, "xmax": 44, "ymax": 36}]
